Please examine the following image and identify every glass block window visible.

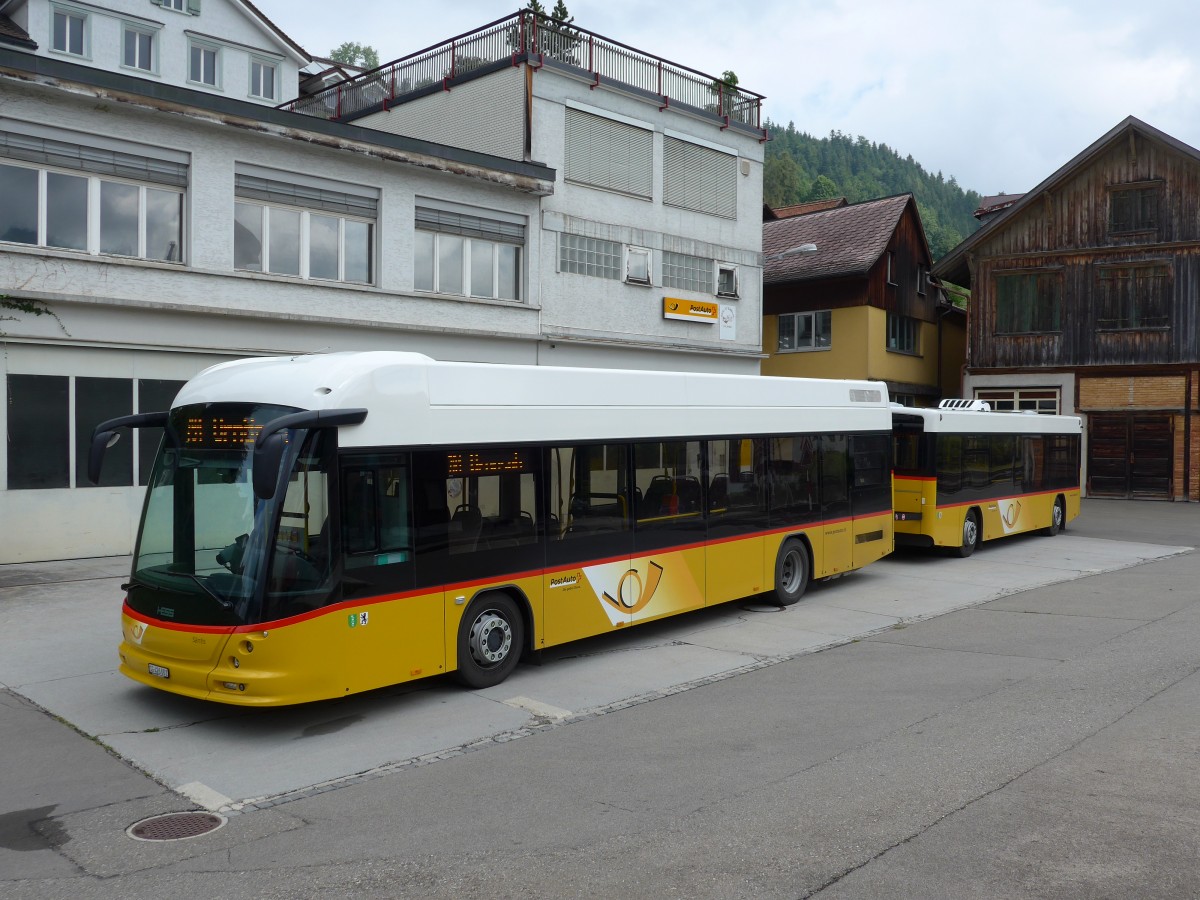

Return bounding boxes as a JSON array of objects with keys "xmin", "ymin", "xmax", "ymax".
[
  {"xmin": 663, "ymin": 250, "xmax": 713, "ymax": 294},
  {"xmin": 559, "ymin": 233, "xmax": 620, "ymax": 279}
]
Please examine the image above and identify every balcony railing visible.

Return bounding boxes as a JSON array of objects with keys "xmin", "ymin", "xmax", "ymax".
[{"xmin": 281, "ymin": 10, "xmax": 765, "ymax": 136}]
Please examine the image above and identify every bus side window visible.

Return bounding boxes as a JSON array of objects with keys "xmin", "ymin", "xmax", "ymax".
[{"xmin": 341, "ymin": 460, "xmax": 412, "ymax": 569}]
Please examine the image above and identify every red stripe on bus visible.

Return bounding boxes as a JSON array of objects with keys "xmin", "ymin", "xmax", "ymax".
[{"xmin": 125, "ymin": 509, "xmax": 891, "ymax": 634}]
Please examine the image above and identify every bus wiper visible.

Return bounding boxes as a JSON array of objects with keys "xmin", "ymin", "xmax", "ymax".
[{"xmin": 179, "ymin": 573, "xmax": 234, "ymax": 610}]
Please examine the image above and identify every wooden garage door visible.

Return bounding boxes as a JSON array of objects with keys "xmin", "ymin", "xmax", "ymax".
[{"xmin": 1087, "ymin": 413, "xmax": 1173, "ymax": 499}]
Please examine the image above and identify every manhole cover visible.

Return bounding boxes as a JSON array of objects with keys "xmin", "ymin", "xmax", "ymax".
[{"xmin": 126, "ymin": 811, "xmax": 226, "ymax": 842}]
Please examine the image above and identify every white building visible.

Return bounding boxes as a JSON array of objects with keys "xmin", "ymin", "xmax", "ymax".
[{"xmin": 0, "ymin": 4, "xmax": 768, "ymax": 562}]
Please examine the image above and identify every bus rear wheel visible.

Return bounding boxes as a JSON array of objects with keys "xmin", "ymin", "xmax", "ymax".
[
  {"xmin": 773, "ymin": 539, "xmax": 810, "ymax": 607},
  {"xmin": 1042, "ymin": 496, "xmax": 1065, "ymax": 536},
  {"xmin": 455, "ymin": 593, "xmax": 524, "ymax": 689},
  {"xmin": 954, "ymin": 510, "xmax": 980, "ymax": 558}
]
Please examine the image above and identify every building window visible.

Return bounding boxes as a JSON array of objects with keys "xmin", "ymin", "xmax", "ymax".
[
  {"xmin": 663, "ymin": 136, "xmax": 738, "ymax": 219},
  {"xmin": 159, "ymin": 0, "xmax": 187, "ymax": 11},
  {"xmin": 5, "ymin": 374, "xmax": 184, "ymax": 491},
  {"xmin": 1096, "ymin": 264, "xmax": 1171, "ymax": 329},
  {"xmin": 777, "ymin": 310, "xmax": 831, "ymax": 352},
  {"xmin": 626, "ymin": 247, "xmax": 651, "ymax": 285},
  {"xmin": 886, "ymin": 251, "xmax": 896, "ymax": 285},
  {"xmin": 250, "ymin": 60, "xmax": 277, "ymax": 100},
  {"xmin": 559, "ymin": 233, "xmax": 620, "ymax": 280},
  {"xmin": 663, "ymin": 250, "xmax": 713, "ymax": 294},
  {"xmin": 415, "ymin": 206, "xmax": 523, "ymax": 301},
  {"xmin": 51, "ymin": 8, "xmax": 86, "ymax": 56},
  {"xmin": 234, "ymin": 173, "xmax": 377, "ymax": 284},
  {"xmin": 123, "ymin": 26, "xmax": 154, "ymax": 72},
  {"xmin": 564, "ymin": 108, "xmax": 652, "ymax": 199},
  {"xmin": 0, "ymin": 133, "xmax": 186, "ymax": 261},
  {"xmin": 189, "ymin": 42, "xmax": 218, "ymax": 86},
  {"xmin": 994, "ymin": 271, "xmax": 1062, "ymax": 333},
  {"xmin": 716, "ymin": 263, "xmax": 739, "ymax": 298},
  {"xmin": 1109, "ymin": 183, "xmax": 1161, "ymax": 234},
  {"xmin": 974, "ymin": 388, "xmax": 1061, "ymax": 414},
  {"xmin": 886, "ymin": 313, "xmax": 920, "ymax": 354},
  {"xmin": 916, "ymin": 265, "xmax": 927, "ymax": 295}
]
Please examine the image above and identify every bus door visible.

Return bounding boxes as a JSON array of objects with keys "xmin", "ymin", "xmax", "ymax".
[
  {"xmin": 818, "ymin": 435, "xmax": 853, "ymax": 576},
  {"xmin": 704, "ymin": 438, "xmax": 768, "ymax": 605},
  {"xmin": 849, "ymin": 433, "xmax": 893, "ymax": 568},
  {"xmin": 339, "ymin": 452, "xmax": 444, "ymax": 691},
  {"xmin": 544, "ymin": 443, "xmax": 633, "ymax": 646},
  {"xmin": 630, "ymin": 440, "xmax": 707, "ymax": 623}
]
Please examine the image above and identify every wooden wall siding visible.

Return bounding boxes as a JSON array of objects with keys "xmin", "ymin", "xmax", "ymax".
[
  {"xmin": 1190, "ymin": 418, "xmax": 1200, "ymax": 501},
  {"xmin": 1079, "ymin": 375, "xmax": 1187, "ymax": 410},
  {"xmin": 867, "ymin": 207, "xmax": 939, "ymax": 322},
  {"xmin": 969, "ymin": 130, "xmax": 1200, "ymax": 369},
  {"xmin": 763, "ymin": 277, "xmax": 866, "ymax": 315}
]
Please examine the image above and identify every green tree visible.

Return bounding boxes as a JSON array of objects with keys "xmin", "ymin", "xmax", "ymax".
[
  {"xmin": 808, "ymin": 174, "xmax": 839, "ymax": 201},
  {"xmin": 329, "ymin": 41, "xmax": 379, "ymax": 69},
  {"xmin": 763, "ymin": 153, "xmax": 807, "ymax": 207}
]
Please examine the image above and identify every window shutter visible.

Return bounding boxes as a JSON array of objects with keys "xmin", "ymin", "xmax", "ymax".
[
  {"xmin": 663, "ymin": 137, "xmax": 737, "ymax": 218},
  {"xmin": 564, "ymin": 108, "xmax": 652, "ymax": 199},
  {"xmin": 0, "ymin": 131, "xmax": 188, "ymax": 187},
  {"xmin": 415, "ymin": 207, "xmax": 525, "ymax": 243},
  {"xmin": 235, "ymin": 174, "xmax": 378, "ymax": 218},
  {"xmin": 187, "ymin": 0, "xmax": 201, "ymax": 15},
  {"xmin": 150, "ymin": 0, "xmax": 165, "ymax": 7}
]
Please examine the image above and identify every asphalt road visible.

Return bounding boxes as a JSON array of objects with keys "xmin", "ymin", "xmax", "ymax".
[{"xmin": 3, "ymin": 498, "xmax": 1199, "ymax": 899}]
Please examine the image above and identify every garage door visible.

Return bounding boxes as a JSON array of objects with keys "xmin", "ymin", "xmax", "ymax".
[{"xmin": 1087, "ymin": 413, "xmax": 1172, "ymax": 499}]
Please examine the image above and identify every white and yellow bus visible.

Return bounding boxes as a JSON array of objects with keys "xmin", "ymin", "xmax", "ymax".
[
  {"xmin": 91, "ymin": 352, "xmax": 895, "ymax": 706},
  {"xmin": 891, "ymin": 400, "xmax": 1082, "ymax": 557}
]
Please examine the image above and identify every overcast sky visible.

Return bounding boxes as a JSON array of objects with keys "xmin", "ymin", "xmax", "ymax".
[{"xmin": 259, "ymin": 0, "xmax": 1200, "ymax": 196}]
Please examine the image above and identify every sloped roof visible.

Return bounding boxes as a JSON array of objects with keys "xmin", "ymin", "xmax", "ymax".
[
  {"xmin": 771, "ymin": 197, "xmax": 848, "ymax": 219},
  {"xmin": 763, "ymin": 193, "xmax": 914, "ymax": 285},
  {"xmin": 235, "ymin": 0, "xmax": 309, "ymax": 62},
  {"xmin": 973, "ymin": 193, "xmax": 1024, "ymax": 218},
  {"xmin": 0, "ymin": 13, "xmax": 35, "ymax": 49},
  {"xmin": 935, "ymin": 116, "xmax": 1200, "ymax": 286}
]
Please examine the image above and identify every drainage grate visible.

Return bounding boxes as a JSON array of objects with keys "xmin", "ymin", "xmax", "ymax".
[{"xmin": 126, "ymin": 811, "xmax": 226, "ymax": 842}]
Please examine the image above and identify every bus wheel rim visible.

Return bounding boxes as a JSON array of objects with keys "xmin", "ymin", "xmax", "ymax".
[
  {"xmin": 470, "ymin": 612, "xmax": 512, "ymax": 666},
  {"xmin": 964, "ymin": 517, "xmax": 978, "ymax": 546},
  {"xmin": 1053, "ymin": 502, "xmax": 1063, "ymax": 527},
  {"xmin": 782, "ymin": 549, "xmax": 803, "ymax": 592}
]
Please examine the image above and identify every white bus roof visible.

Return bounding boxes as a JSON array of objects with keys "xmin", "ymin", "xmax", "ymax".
[
  {"xmin": 892, "ymin": 405, "xmax": 1082, "ymax": 435},
  {"xmin": 173, "ymin": 352, "xmax": 893, "ymax": 447}
]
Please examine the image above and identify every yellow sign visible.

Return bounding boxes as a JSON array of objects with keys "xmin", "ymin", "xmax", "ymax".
[{"xmin": 663, "ymin": 297, "xmax": 719, "ymax": 323}]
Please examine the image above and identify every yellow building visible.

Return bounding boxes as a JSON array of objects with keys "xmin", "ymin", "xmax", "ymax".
[{"xmin": 762, "ymin": 195, "xmax": 965, "ymax": 405}]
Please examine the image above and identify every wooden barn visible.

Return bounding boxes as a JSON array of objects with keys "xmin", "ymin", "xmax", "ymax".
[{"xmin": 936, "ymin": 117, "xmax": 1200, "ymax": 501}]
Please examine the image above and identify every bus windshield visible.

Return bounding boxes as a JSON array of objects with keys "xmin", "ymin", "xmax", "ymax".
[{"xmin": 128, "ymin": 403, "xmax": 298, "ymax": 627}]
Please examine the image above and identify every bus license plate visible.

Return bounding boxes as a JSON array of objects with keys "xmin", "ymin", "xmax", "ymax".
[{"xmin": 148, "ymin": 664, "xmax": 170, "ymax": 679}]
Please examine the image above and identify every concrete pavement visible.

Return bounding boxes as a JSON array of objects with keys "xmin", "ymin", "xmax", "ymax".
[{"xmin": 2, "ymin": 498, "xmax": 1199, "ymax": 898}]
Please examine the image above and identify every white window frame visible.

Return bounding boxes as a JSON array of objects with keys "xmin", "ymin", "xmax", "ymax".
[
  {"xmin": 973, "ymin": 388, "xmax": 1061, "ymax": 415},
  {"xmin": 625, "ymin": 246, "xmax": 652, "ymax": 286},
  {"xmin": 121, "ymin": 23, "xmax": 156, "ymax": 74},
  {"xmin": 415, "ymin": 231, "xmax": 521, "ymax": 301},
  {"xmin": 163, "ymin": 0, "xmax": 186, "ymax": 11},
  {"xmin": 50, "ymin": 5, "xmax": 88, "ymax": 58},
  {"xmin": 916, "ymin": 264, "xmax": 927, "ymax": 296},
  {"xmin": 0, "ymin": 159, "xmax": 185, "ymax": 262},
  {"xmin": 886, "ymin": 251, "xmax": 897, "ymax": 286},
  {"xmin": 777, "ymin": 310, "xmax": 831, "ymax": 353},
  {"xmin": 234, "ymin": 200, "xmax": 375, "ymax": 285},
  {"xmin": 250, "ymin": 58, "xmax": 278, "ymax": 101},
  {"xmin": 188, "ymin": 40, "xmax": 220, "ymax": 88},
  {"xmin": 716, "ymin": 262, "xmax": 739, "ymax": 299}
]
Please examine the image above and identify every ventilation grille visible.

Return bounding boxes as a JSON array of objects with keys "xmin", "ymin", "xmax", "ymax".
[{"xmin": 939, "ymin": 399, "xmax": 991, "ymax": 411}]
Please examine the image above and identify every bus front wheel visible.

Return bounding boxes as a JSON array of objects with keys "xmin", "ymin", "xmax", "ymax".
[
  {"xmin": 455, "ymin": 593, "xmax": 524, "ymax": 689},
  {"xmin": 954, "ymin": 511, "xmax": 980, "ymax": 558},
  {"xmin": 1042, "ymin": 496, "xmax": 1065, "ymax": 537},
  {"xmin": 773, "ymin": 539, "xmax": 810, "ymax": 607}
]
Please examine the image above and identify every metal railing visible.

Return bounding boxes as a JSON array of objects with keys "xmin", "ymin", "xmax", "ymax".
[{"xmin": 281, "ymin": 10, "xmax": 765, "ymax": 132}]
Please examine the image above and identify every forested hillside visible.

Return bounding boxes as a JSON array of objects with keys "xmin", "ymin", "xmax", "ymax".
[{"xmin": 764, "ymin": 120, "xmax": 982, "ymax": 261}]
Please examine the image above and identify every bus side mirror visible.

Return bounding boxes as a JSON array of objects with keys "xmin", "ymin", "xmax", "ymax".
[
  {"xmin": 253, "ymin": 433, "xmax": 288, "ymax": 501},
  {"xmin": 88, "ymin": 412, "xmax": 168, "ymax": 484},
  {"xmin": 88, "ymin": 430, "xmax": 122, "ymax": 485}
]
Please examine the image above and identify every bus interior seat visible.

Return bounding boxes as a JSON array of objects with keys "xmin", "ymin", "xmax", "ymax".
[{"xmin": 450, "ymin": 504, "xmax": 482, "ymax": 551}]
